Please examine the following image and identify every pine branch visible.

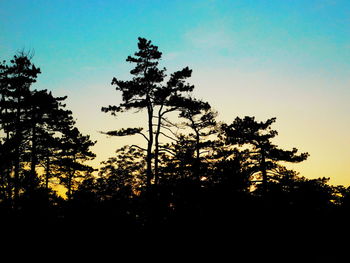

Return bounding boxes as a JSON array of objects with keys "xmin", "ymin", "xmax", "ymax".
[
  {"xmin": 130, "ymin": 144, "xmax": 147, "ymax": 151},
  {"xmin": 158, "ymin": 131, "xmax": 177, "ymax": 141},
  {"xmin": 158, "ymin": 147, "xmax": 176, "ymax": 156}
]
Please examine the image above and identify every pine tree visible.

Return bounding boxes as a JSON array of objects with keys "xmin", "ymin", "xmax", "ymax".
[
  {"xmin": 56, "ymin": 127, "xmax": 96, "ymax": 200},
  {"xmin": 102, "ymin": 37, "xmax": 195, "ymax": 188},
  {"xmin": 222, "ymin": 116, "xmax": 309, "ymax": 193},
  {"xmin": 178, "ymin": 98, "xmax": 217, "ymax": 181},
  {"xmin": 0, "ymin": 54, "xmax": 41, "ymax": 205}
]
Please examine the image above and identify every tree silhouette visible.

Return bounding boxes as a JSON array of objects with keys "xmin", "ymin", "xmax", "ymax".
[
  {"xmin": 178, "ymin": 98, "xmax": 217, "ymax": 181},
  {"xmin": 56, "ymin": 127, "xmax": 96, "ymax": 200},
  {"xmin": 2, "ymin": 41, "xmax": 349, "ymax": 253},
  {"xmin": 98, "ymin": 145, "xmax": 146, "ymax": 197},
  {"xmin": 102, "ymin": 37, "xmax": 196, "ymax": 188},
  {"xmin": 0, "ymin": 53, "xmax": 96, "ymax": 209},
  {"xmin": 26, "ymin": 90, "xmax": 72, "ymax": 188},
  {"xmin": 159, "ymin": 134, "xmax": 197, "ymax": 181},
  {"xmin": 0, "ymin": 54, "xmax": 41, "ymax": 207},
  {"xmin": 36, "ymin": 95, "xmax": 75, "ymax": 192},
  {"xmin": 101, "ymin": 38, "xmax": 163, "ymax": 189},
  {"xmin": 221, "ymin": 116, "xmax": 309, "ymax": 194}
]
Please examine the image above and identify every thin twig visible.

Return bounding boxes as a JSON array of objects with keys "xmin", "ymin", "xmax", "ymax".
[
  {"xmin": 130, "ymin": 144, "xmax": 147, "ymax": 151},
  {"xmin": 159, "ymin": 131, "xmax": 177, "ymax": 141},
  {"xmin": 137, "ymin": 131, "xmax": 149, "ymax": 142}
]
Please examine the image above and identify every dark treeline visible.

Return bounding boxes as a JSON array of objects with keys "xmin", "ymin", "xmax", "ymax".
[{"xmin": 1, "ymin": 39, "xmax": 350, "ymax": 253}]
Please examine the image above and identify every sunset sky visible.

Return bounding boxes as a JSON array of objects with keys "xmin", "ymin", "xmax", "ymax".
[{"xmin": 1, "ymin": 0, "xmax": 349, "ymax": 186}]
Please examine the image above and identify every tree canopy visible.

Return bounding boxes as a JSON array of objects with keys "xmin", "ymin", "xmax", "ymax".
[{"xmin": 0, "ymin": 41, "xmax": 349, "ymax": 256}]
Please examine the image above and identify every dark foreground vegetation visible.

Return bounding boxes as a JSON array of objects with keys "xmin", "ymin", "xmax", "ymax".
[{"xmin": 1, "ymin": 39, "xmax": 349, "ymax": 257}]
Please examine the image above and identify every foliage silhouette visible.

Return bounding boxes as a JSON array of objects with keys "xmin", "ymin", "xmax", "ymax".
[
  {"xmin": 0, "ymin": 53, "xmax": 95, "ymax": 211},
  {"xmin": 102, "ymin": 37, "xmax": 198, "ymax": 188},
  {"xmin": 0, "ymin": 41, "xmax": 349, "ymax": 259},
  {"xmin": 221, "ymin": 116, "xmax": 309, "ymax": 193}
]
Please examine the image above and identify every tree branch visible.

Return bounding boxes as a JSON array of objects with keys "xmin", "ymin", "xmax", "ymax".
[
  {"xmin": 158, "ymin": 147, "xmax": 176, "ymax": 156},
  {"xmin": 130, "ymin": 144, "xmax": 147, "ymax": 152},
  {"xmin": 161, "ymin": 116, "xmax": 179, "ymax": 127},
  {"xmin": 159, "ymin": 131, "xmax": 177, "ymax": 141},
  {"xmin": 138, "ymin": 131, "xmax": 149, "ymax": 142},
  {"xmin": 160, "ymin": 107, "xmax": 178, "ymax": 117},
  {"xmin": 159, "ymin": 124, "xmax": 179, "ymax": 138}
]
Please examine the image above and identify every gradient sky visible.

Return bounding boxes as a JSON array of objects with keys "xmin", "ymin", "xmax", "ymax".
[{"xmin": 1, "ymin": 0, "xmax": 349, "ymax": 185}]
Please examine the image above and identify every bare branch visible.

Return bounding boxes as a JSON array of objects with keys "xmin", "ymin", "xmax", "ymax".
[
  {"xmin": 159, "ymin": 131, "xmax": 178, "ymax": 141},
  {"xmin": 159, "ymin": 125, "xmax": 179, "ymax": 138},
  {"xmin": 158, "ymin": 147, "xmax": 176, "ymax": 156},
  {"xmin": 160, "ymin": 107, "xmax": 178, "ymax": 117},
  {"xmin": 160, "ymin": 116, "xmax": 178, "ymax": 127},
  {"xmin": 138, "ymin": 131, "xmax": 149, "ymax": 142},
  {"xmin": 130, "ymin": 145, "xmax": 147, "ymax": 151},
  {"xmin": 159, "ymin": 150, "xmax": 176, "ymax": 156}
]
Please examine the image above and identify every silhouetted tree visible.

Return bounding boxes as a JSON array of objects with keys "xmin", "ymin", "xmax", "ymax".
[
  {"xmin": 159, "ymin": 134, "xmax": 197, "ymax": 181},
  {"xmin": 178, "ymin": 98, "xmax": 217, "ymax": 181},
  {"xmin": 211, "ymin": 147, "xmax": 253, "ymax": 193},
  {"xmin": 25, "ymin": 90, "xmax": 72, "ymax": 187},
  {"xmin": 98, "ymin": 145, "xmax": 146, "ymax": 197},
  {"xmin": 222, "ymin": 116, "xmax": 309, "ymax": 194},
  {"xmin": 2, "ymin": 42, "xmax": 348, "ymax": 248},
  {"xmin": 35, "ymin": 95, "xmax": 75, "ymax": 192},
  {"xmin": 0, "ymin": 53, "xmax": 41, "ymax": 206},
  {"xmin": 152, "ymin": 67, "xmax": 196, "ymax": 184},
  {"xmin": 101, "ymin": 38, "xmax": 163, "ymax": 188},
  {"xmin": 56, "ymin": 127, "xmax": 96, "ymax": 200},
  {"xmin": 102, "ymin": 37, "xmax": 196, "ymax": 188}
]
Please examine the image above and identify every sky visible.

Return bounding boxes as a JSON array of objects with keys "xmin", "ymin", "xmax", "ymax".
[{"xmin": 1, "ymin": 0, "xmax": 349, "ymax": 186}]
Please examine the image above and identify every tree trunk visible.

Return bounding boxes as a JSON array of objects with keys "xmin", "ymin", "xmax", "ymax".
[
  {"xmin": 30, "ymin": 111, "xmax": 37, "ymax": 179},
  {"xmin": 154, "ymin": 131, "xmax": 160, "ymax": 185},
  {"xmin": 67, "ymin": 173, "xmax": 72, "ymax": 201},
  {"xmin": 190, "ymin": 116, "xmax": 201, "ymax": 183},
  {"xmin": 154, "ymin": 105, "xmax": 164, "ymax": 185},
  {"xmin": 194, "ymin": 130, "xmax": 200, "ymax": 182},
  {"xmin": 13, "ymin": 140, "xmax": 20, "ymax": 208},
  {"xmin": 45, "ymin": 155, "xmax": 50, "ymax": 190},
  {"xmin": 5, "ymin": 167, "xmax": 12, "ymax": 208},
  {"xmin": 146, "ymin": 104, "xmax": 154, "ymax": 189},
  {"xmin": 13, "ymin": 93, "xmax": 22, "ymax": 209},
  {"xmin": 5, "ymin": 119, "xmax": 13, "ymax": 208},
  {"xmin": 260, "ymin": 150, "xmax": 268, "ymax": 195},
  {"xmin": 67, "ymin": 154, "xmax": 77, "ymax": 200}
]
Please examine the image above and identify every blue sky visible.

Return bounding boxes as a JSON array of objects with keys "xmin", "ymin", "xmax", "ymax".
[
  {"xmin": 2, "ymin": 0, "xmax": 349, "ymax": 77},
  {"xmin": 1, "ymin": 0, "xmax": 350, "ymax": 185}
]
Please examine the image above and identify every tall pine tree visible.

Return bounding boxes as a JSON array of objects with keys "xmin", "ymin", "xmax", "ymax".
[{"xmin": 102, "ymin": 38, "xmax": 196, "ymax": 188}]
